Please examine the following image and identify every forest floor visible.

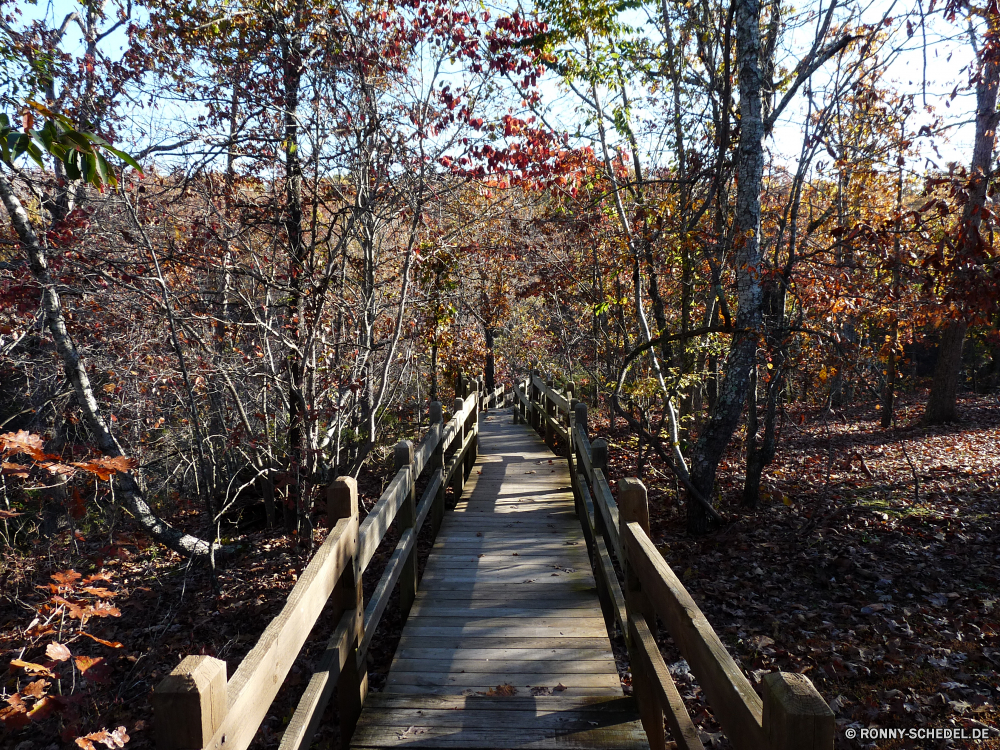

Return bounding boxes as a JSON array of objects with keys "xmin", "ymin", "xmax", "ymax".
[
  {"xmin": 0, "ymin": 392, "xmax": 998, "ymax": 750},
  {"xmin": 599, "ymin": 391, "xmax": 1000, "ymax": 749}
]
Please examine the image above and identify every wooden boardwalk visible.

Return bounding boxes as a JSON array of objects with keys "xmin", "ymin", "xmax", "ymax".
[{"xmin": 350, "ymin": 408, "xmax": 650, "ymax": 750}]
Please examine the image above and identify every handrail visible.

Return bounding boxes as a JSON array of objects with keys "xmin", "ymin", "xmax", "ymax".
[
  {"xmin": 513, "ymin": 368, "xmax": 834, "ymax": 750},
  {"xmin": 153, "ymin": 373, "xmax": 506, "ymax": 750}
]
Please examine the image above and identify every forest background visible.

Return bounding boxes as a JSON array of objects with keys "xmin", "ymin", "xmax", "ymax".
[{"xmin": 0, "ymin": 0, "xmax": 998, "ymax": 745}]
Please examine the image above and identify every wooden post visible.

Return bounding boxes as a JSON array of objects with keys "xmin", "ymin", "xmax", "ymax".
[
  {"xmin": 592, "ymin": 437, "xmax": 607, "ymax": 478},
  {"xmin": 762, "ymin": 672, "xmax": 836, "ymax": 750},
  {"xmin": 430, "ymin": 401, "xmax": 445, "ymax": 535},
  {"xmin": 452, "ymin": 396, "xmax": 465, "ymax": 500},
  {"xmin": 469, "ymin": 379, "xmax": 479, "ymax": 475},
  {"xmin": 544, "ymin": 378, "xmax": 554, "ymax": 448},
  {"xmin": 152, "ymin": 655, "xmax": 227, "ymax": 750},
  {"xmin": 529, "ymin": 370, "xmax": 539, "ymax": 430},
  {"xmin": 619, "ymin": 477, "xmax": 665, "ymax": 750},
  {"xmin": 329, "ymin": 476, "xmax": 366, "ymax": 744},
  {"xmin": 395, "ymin": 440, "xmax": 418, "ymax": 618},
  {"xmin": 575, "ymin": 402, "xmax": 588, "ymax": 455}
]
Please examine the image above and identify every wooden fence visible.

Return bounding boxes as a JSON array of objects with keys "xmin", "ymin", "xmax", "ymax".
[
  {"xmin": 151, "ymin": 374, "xmax": 507, "ymax": 750},
  {"xmin": 513, "ymin": 369, "xmax": 835, "ymax": 750}
]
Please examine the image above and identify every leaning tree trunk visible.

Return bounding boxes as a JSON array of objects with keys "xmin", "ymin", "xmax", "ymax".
[
  {"xmin": 0, "ymin": 173, "xmax": 216, "ymax": 558},
  {"xmin": 924, "ymin": 44, "xmax": 1000, "ymax": 423},
  {"xmin": 687, "ymin": 0, "xmax": 765, "ymax": 534}
]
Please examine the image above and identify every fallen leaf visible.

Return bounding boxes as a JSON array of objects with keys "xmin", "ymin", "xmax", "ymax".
[{"xmin": 47, "ymin": 641, "xmax": 72, "ymax": 661}]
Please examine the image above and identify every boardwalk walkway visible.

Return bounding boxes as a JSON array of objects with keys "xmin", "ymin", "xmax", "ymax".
[{"xmin": 350, "ymin": 408, "xmax": 650, "ymax": 750}]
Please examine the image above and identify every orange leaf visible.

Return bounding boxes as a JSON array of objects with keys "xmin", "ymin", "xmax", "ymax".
[
  {"xmin": 70, "ymin": 456, "xmax": 135, "ymax": 481},
  {"xmin": 10, "ymin": 659, "xmax": 55, "ymax": 677},
  {"xmin": 82, "ymin": 586, "xmax": 117, "ymax": 599},
  {"xmin": 74, "ymin": 655, "xmax": 102, "ymax": 673},
  {"xmin": 79, "ymin": 632, "xmax": 123, "ymax": 649},
  {"xmin": 90, "ymin": 601, "xmax": 121, "ymax": 618},
  {"xmin": 51, "ymin": 596, "xmax": 86, "ymax": 619},
  {"xmin": 0, "ymin": 430, "xmax": 46, "ymax": 459},
  {"xmin": 23, "ymin": 679, "xmax": 50, "ymax": 699},
  {"xmin": 51, "ymin": 570, "xmax": 83, "ymax": 586},
  {"xmin": 46, "ymin": 641, "xmax": 72, "ymax": 661},
  {"xmin": 0, "ymin": 696, "xmax": 29, "ymax": 730},
  {"xmin": 28, "ymin": 695, "xmax": 58, "ymax": 720},
  {"xmin": 75, "ymin": 726, "xmax": 130, "ymax": 750}
]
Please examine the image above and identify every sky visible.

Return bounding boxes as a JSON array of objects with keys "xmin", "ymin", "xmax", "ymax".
[{"xmin": 14, "ymin": 0, "xmax": 988, "ymax": 174}]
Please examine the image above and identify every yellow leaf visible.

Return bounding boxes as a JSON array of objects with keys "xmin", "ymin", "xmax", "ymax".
[
  {"xmin": 103, "ymin": 383, "xmax": 116, "ymax": 393},
  {"xmin": 782, "ymin": 495, "xmax": 792, "ymax": 506}
]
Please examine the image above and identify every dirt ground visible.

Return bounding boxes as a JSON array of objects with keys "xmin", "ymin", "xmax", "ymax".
[{"xmin": 1, "ymin": 393, "xmax": 997, "ymax": 749}]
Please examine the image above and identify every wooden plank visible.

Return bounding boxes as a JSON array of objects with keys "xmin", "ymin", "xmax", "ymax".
[
  {"xmin": 402, "ymin": 620, "xmax": 608, "ymax": 633},
  {"xmin": 278, "ymin": 610, "xmax": 356, "ymax": 750},
  {"xmin": 413, "ymin": 423, "xmax": 440, "ymax": 479},
  {"xmin": 396, "ymin": 636, "xmax": 614, "ymax": 650},
  {"xmin": 400, "ymin": 626, "xmax": 609, "ymax": 639},
  {"xmin": 358, "ymin": 472, "xmax": 410, "ymax": 573},
  {"xmin": 595, "ymin": 532, "xmax": 628, "ymax": 634},
  {"xmin": 351, "ymin": 723, "xmax": 645, "ymax": 749},
  {"xmin": 624, "ymin": 520, "xmax": 766, "ymax": 750},
  {"xmin": 390, "ymin": 659, "xmax": 618, "ymax": 674},
  {"xmin": 202, "ymin": 516, "xmax": 357, "ymax": 750},
  {"xmin": 385, "ymin": 672, "xmax": 621, "ymax": 688},
  {"xmin": 356, "ymin": 706, "xmax": 636, "ymax": 729},
  {"xmin": 532, "ymin": 373, "xmax": 571, "ymax": 414},
  {"xmin": 357, "ymin": 694, "xmax": 639, "ymax": 712},
  {"xmin": 410, "ymin": 582, "xmax": 600, "ymax": 595},
  {"xmin": 409, "ymin": 605, "xmax": 596, "ymax": 618},
  {"xmin": 360, "ymin": 528, "xmax": 415, "ymax": 658},
  {"xmin": 593, "ymin": 470, "xmax": 622, "ymax": 561},
  {"xmin": 393, "ymin": 648, "xmax": 614, "ymax": 662},
  {"xmin": 377, "ymin": 684, "xmax": 626, "ymax": 698},
  {"xmin": 414, "ymin": 469, "xmax": 442, "ymax": 532},
  {"xmin": 628, "ymin": 614, "xmax": 705, "ymax": 750}
]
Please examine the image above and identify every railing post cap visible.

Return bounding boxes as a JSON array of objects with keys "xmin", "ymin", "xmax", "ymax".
[
  {"xmin": 429, "ymin": 400, "xmax": 443, "ymax": 423},
  {"xmin": 762, "ymin": 672, "xmax": 835, "ymax": 750},
  {"xmin": 619, "ymin": 477, "xmax": 650, "ymax": 534},
  {"xmin": 394, "ymin": 439, "xmax": 415, "ymax": 472},
  {"xmin": 152, "ymin": 655, "xmax": 227, "ymax": 750},
  {"xmin": 454, "ymin": 396, "xmax": 465, "ymax": 411},
  {"xmin": 591, "ymin": 437, "xmax": 608, "ymax": 469},
  {"xmin": 328, "ymin": 475, "xmax": 358, "ymax": 521}
]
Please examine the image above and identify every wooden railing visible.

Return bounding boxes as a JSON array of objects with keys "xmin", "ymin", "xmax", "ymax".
[
  {"xmin": 514, "ymin": 369, "xmax": 835, "ymax": 750},
  {"xmin": 151, "ymin": 375, "xmax": 499, "ymax": 750}
]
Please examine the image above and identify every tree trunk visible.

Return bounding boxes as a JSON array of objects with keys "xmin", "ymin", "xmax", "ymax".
[
  {"xmin": 924, "ymin": 320, "xmax": 968, "ymax": 423},
  {"xmin": 484, "ymin": 326, "xmax": 496, "ymax": 392},
  {"xmin": 687, "ymin": 0, "xmax": 765, "ymax": 534},
  {"xmin": 924, "ymin": 42, "xmax": 1000, "ymax": 423},
  {"xmin": 281, "ymin": 9, "xmax": 306, "ymax": 530},
  {"xmin": 0, "ymin": 172, "xmax": 216, "ymax": 558}
]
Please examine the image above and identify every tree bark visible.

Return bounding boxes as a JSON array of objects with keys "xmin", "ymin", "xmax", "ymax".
[
  {"xmin": 687, "ymin": 0, "xmax": 765, "ymax": 534},
  {"xmin": 924, "ymin": 41, "xmax": 1000, "ymax": 423},
  {"xmin": 0, "ymin": 171, "xmax": 216, "ymax": 558},
  {"xmin": 924, "ymin": 320, "xmax": 968, "ymax": 423}
]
